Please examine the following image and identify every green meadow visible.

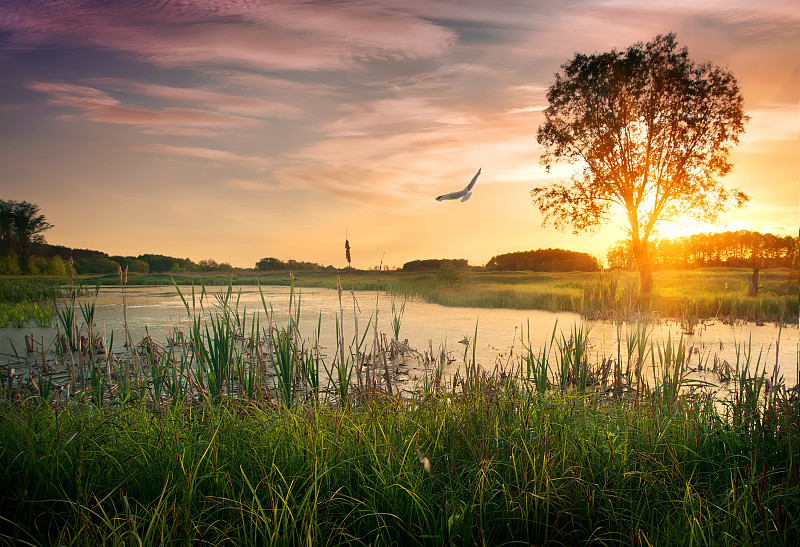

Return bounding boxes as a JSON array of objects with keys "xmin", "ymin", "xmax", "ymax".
[{"xmin": 0, "ymin": 278, "xmax": 798, "ymax": 545}]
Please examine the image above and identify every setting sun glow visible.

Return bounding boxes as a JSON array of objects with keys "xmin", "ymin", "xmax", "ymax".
[{"xmin": 0, "ymin": 1, "xmax": 796, "ymax": 269}]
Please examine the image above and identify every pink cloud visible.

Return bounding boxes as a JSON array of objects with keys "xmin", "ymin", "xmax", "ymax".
[
  {"xmin": 29, "ymin": 81, "xmax": 263, "ymax": 135},
  {"xmin": 223, "ymin": 178, "xmax": 273, "ymax": 191},
  {"xmin": 90, "ymin": 79, "xmax": 304, "ymax": 119},
  {"xmin": 324, "ymin": 97, "xmax": 477, "ymax": 138},
  {"xmin": 138, "ymin": 144, "xmax": 271, "ymax": 170},
  {"xmin": 1, "ymin": 1, "xmax": 455, "ymax": 72}
]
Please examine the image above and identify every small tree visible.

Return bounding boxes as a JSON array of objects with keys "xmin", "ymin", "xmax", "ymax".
[
  {"xmin": 533, "ymin": 34, "xmax": 748, "ymax": 293},
  {"xmin": 46, "ymin": 255, "xmax": 67, "ymax": 276},
  {"xmin": 0, "ymin": 200, "xmax": 53, "ymax": 273}
]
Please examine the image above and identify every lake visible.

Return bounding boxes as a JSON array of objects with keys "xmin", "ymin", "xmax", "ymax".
[{"xmin": 1, "ymin": 284, "xmax": 797, "ymax": 391}]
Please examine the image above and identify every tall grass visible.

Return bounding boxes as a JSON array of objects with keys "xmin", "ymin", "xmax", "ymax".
[
  {"xmin": 0, "ymin": 278, "xmax": 797, "ymax": 545},
  {"xmin": 0, "ymin": 277, "xmax": 60, "ymax": 327},
  {"xmin": 1, "ymin": 374, "xmax": 797, "ymax": 545}
]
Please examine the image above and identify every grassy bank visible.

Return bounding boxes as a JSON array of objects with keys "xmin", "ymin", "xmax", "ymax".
[
  {"xmin": 0, "ymin": 278, "xmax": 61, "ymax": 328},
  {"xmin": 2, "ymin": 387, "xmax": 798, "ymax": 546},
  {"xmin": 1, "ymin": 283, "xmax": 798, "ymax": 545}
]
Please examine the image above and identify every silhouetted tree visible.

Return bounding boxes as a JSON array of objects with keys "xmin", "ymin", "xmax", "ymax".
[
  {"xmin": 0, "ymin": 200, "xmax": 53, "ymax": 272},
  {"xmin": 533, "ymin": 34, "xmax": 748, "ymax": 293},
  {"xmin": 486, "ymin": 248, "xmax": 599, "ymax": 272}
]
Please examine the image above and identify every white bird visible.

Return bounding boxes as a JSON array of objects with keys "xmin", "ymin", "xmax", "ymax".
[{"xmin": 435, "ymin": 168, "xmax": 481, "ymax": 202}]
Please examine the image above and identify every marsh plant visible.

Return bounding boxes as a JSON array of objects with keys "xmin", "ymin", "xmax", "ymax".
[{"xmin": 0, "ymin": 276, "xmax": 798, "ymax": 545}]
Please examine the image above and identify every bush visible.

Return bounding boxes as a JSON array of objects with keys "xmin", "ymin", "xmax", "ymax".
[
  {"xmin": 45, "ymin": 255, "xmax": 67, "ymax": 276},
  {"xmin": 0, "ymin": 254, "xmax": 21, "ymax": 275},
  {"xmin": 436, "ymin": 262, "xmax": 462, "ymax": 285},
  {"xmin": 27, "ymin": 256, "xmax": 48, "ymax": 275}
]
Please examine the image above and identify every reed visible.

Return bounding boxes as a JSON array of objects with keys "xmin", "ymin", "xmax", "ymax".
[
  {"xmin": 0, "ymin": 274, "xmax": 797, "ymax": 545},
  {"xmin": 1, "ymin": 373, "xmax": 797, "ymax": 545},
  {"xmin": 390, "ymin": 296, "xmax": 405, "ymax": 342}
]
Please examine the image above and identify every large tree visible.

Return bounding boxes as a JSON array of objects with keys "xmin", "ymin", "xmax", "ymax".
[{"xmin": 533, "ymin": 33, "xmax": 748, "ymax": 293}]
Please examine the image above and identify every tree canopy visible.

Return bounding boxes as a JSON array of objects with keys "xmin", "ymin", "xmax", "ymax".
[
  {"xmin": 0, "ymin": 199, "xmax": 53, "ymax": 272},
  {"xmin": 401, "ymin": 259, "xmax": 469, "ymax": 272},
  {"xmin": 486, "ymin": 248, "xmax": 599, "ymax": 272},
  {"xmin": 533, "ymin": 33, "xmax": 748, "ymax": 293},
  {"xmin": 607, "ymin": 231, "xmax": 798, "ymax": 270}
]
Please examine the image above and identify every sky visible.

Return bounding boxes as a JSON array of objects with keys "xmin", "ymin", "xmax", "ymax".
[{"xmin": 0, "ymin": 0, "xmax": 798, "ymax": 270}]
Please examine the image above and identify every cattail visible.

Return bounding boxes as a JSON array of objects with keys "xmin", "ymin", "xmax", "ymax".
[{"xmin": 345, "ymin": 238, "xmax": 351, "ymax": 266}]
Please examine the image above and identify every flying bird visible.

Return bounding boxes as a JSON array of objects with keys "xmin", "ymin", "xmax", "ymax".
[{"xmin": 436, "ymin": 168, "xmax": 481, "ymax": 202}]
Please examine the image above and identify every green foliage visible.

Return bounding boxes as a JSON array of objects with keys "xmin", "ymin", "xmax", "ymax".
[
  {"xmin": 26, "ymin": 256, "xmax": 48, "ymax": 275},
  {"xmin": 45, "ymin": 255, "xmax": 67, "ymax": 276},
  {"xmin": 436, "ymin": 262, "xmax": 462, "ymax": 286},
  {"xmin": 1, "ymin": 383, "xmax": 797, "ymax": 545},
  {"xmin": 402, "ymin": 258, "xmax": 468, "ymax": 272},
  {"xmin": 112, "ymin": 256, "xmax": 149, "ymax": 274},
  {"xmin": 487, "ymin": 247, "xmax": 600, "ymax": 272},
  {"xmin": 0, "ymin": 277, "xmax": 60, "ymax": 326},
  {"xmin": 74, "ymin": 255, "xmax": 120, "ymax": 275},
  {"xmin": 0, "ymin": 277, "xmax": 62, "ymax": 303},
  {"xmin": 0, "ymin": 281, "xmax": 797, "ymax": 544},
  {"xmin": 0, "ymin": 253, "xmax": 21, "ymax": 275},
  {"xmin": 534, "ymin": 34, "xmax": 749, "ymax": 294},
  {"xmin": 255, "ymin": 256, "xmax": 326, "ymax": 271},
  {"xmin": 0, "ymin": 301, "xmax": 52, "ymax": 327},
  {"xmin": 0, "ymin": 199, "xmax": 53, "ymax": 273}
]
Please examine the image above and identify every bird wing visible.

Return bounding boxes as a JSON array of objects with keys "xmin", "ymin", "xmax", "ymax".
[
  {"xmin": 463, "ymin": 168, "xmax": 481, "ymax": 192},
  {"xmin": 436, "ymin": 190, "xmax": 464, "ymax": 201},
  {"xmin": 435, "ymin": 168, "xmax": 481, "ymax": 202}
]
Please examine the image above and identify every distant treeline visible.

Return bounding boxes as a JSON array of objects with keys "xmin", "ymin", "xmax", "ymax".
[
  {"xmin": 402, "ymin": 259, "xmax": 470, "ymax": 272},
  {"xmin": 255, "ymin": 257, "xmax": 334, "ymax": 271},
  {"xmin": 401, "ymin": 250, "xmax": 600, "ymax": 273},
  {"xmin": 607, "ymin": 231, "xmax": 798, "ymax": 270},
  {"xmin": 4, "ymin": 243, "xmax": 338, "ymax": 276},
  {"xmin": 486, "ymin": 248, "xmax": 600, "ymax": 272}
]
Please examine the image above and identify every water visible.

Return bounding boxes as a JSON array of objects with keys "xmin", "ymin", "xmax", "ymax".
[{"xmin": 1, "ymin": 284, "xmax": 798, "ymax": 390}]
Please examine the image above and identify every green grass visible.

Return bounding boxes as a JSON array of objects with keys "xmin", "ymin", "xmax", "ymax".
[
  {"xmin": 0, "ymin": 277, "xmax": 61, "ymax": 327},
  {"xmin": 1, "ymin": 384, "xmax": 797, "ymax": 546},
  {"xmin": 0, "ymin": 302, "xmax": 52, "ymax": 328},
  {"xmin": 0, "ymin": 277, "xmax": 62, "ymax": 304},
  {"xmin": 0, "ymin": 281, "xmax": 798, "ymax": 545}
]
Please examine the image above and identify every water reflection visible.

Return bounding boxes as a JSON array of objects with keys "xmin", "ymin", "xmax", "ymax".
[{"xmin": 1, "ymin": 285, "xmax": 797, "ymax": 390}]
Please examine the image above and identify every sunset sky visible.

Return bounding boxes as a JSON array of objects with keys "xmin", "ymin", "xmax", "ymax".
[{"xmin": 1, "ymin": 0, "xmax": 797, "ymax": 270}]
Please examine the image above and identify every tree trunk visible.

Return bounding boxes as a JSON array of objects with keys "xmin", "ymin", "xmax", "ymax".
[
  {"xmin": 748, "ymin": 267, "xmax": 759, "ymax": 296},
  {"xmin": 632, "ymin": 239, "xmax": 653, "ymax": 295}
]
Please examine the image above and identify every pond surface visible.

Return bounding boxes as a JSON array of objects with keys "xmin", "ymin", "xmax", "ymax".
[{"xmin": 2, "ymin": 285, "xmax": 798, "ymax": 390}]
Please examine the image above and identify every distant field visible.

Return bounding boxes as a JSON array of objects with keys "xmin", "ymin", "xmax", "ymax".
[{"xmin": 73, "ymin": 267, "xmax": 799, "ymax": 324}]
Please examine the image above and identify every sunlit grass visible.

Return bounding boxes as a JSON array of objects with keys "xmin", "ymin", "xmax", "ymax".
[
  {"xmin": 0, "ymin": 277, "xmax": 798, "ymax": 545},
  {"xmin": 2, "ymin": 383, "xmax": 797, "ymax": 545}
]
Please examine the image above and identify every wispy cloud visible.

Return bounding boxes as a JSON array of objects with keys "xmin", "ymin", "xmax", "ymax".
[
  {"xmin": 29, "ymin": 81, "xmax": 263, "ymax": 136},
  {"xmin": 138, "ymin": 144, "xmax": 271, "ymax": 170},
  {"xmin": 506, "ymin": 106, "xmax": 546, "ymax": 114},
  {"xmin": 223, "ymin": 178, "xmax": 273, "ymax": 191},
  {"xmin": 739, "ymin": 103, "xmax": 798, "ymax": 144},
  {"xmin": 1, "ymin": 0, "xmax": 456, "ymax": 72},
  {"xmin": 89, "ymin": 79, "xmax": 304, "ymax": 119},
  {"xmin": 1, "ymin": 1, "xmax": 797, "ymax": 268}
]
